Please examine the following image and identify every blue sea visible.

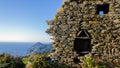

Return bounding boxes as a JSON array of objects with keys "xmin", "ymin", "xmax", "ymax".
[{"xmin": 0, "ymin": 42, "xmax": 35, "ymax": 56}]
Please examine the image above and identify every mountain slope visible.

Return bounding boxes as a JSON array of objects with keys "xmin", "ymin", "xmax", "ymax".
[{"xmin": 27, "ymin": 42, "xmax": 53, "ymax": 55}]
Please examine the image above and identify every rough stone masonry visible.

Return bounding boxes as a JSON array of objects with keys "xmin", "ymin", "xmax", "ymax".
[{"xmin": 46, "ymin": 0, "xmax": 120, "ymax": 68}]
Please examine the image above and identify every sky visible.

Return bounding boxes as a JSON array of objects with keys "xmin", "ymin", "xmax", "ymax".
[{"xmin": 0, "ymin": 0, "xmax": 63, "ymax": 43}]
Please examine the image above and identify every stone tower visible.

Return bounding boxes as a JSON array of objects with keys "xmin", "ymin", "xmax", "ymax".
[{"xmin": 46, "ymin": 0, "xmax": 120, "ymax": 67}]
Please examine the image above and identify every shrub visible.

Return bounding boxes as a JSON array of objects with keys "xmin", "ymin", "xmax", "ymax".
[
  {"xmin": 29, "ymin": 54, "xmax": 52, "ymax": 68},
  {"xmin": 22, "ymin": 57, "xmax": 29, "ymax": 65},
  {"xmin": 84, "ymin": 57, "xmax": 93, "ymax": 68},
  {"xmin": 0, "ymin": 53, "xmax": 15, "ymax": 68},
  {"xmin": 0, "ymin": 53, "xmax": 25, "ymax": 68},
  {"xmin": 84, "ymin": 57, "xmax": 106, "ymax": 68},
  {"xmin": 14, "ymin": 56, "xmax": 25, "ymax": 68}
]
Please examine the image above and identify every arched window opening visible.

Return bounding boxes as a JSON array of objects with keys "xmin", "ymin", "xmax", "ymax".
[{"xmin": 74, "ymin": 30, "xmax": 92, "ymax": 56}]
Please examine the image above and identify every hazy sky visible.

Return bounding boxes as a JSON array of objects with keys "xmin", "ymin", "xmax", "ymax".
[{"xmin": 0, "ymin": 0, "xmax": 63, "ymax": 43}]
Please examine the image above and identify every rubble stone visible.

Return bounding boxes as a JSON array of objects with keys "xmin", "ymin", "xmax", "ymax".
[{"xmin": 46, "ymin": 0, "xmax": 120, "ymax": 67}]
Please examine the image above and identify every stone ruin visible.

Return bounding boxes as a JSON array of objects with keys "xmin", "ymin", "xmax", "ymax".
[{"xmin": 46, "ymin": 0, "xmax": 120, "ymax": 67}]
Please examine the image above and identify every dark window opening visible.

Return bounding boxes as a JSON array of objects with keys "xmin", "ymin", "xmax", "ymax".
[
  {"xmin": 73, "ymin": 58, "xmax": 80, "ymax": 64},
  {"xmin": 96, "ymin": 4, "xmax": 109, "ymax": 14},
  {"xmin": 74, "ymin": 39, "xmax": 91, "ymax": 56},
  {"xmin": 78, "ymin": 30, "xmax": 87, "ymax": 37},
  {"xmin": 74, "ymin": 30, "xmax": 92, "ymax": 56}
]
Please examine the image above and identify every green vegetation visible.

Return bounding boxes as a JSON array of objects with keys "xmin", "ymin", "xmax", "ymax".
[
  {"xmin": 84, "ymin": 57, "xmax": 106, "ymax": 68},
  {"xmin": 29, "ymin": 54, "xmax": 52, "ymax": 68},
  {"xmin": 84, "ymin": 57, "xmax": 93, "ymax": 68},
  {"xmin": 0, "ymin": 53, "xmax": 70, "ymax": 68},
  {"xmin": 0, "ymin": 53, "xmax": 107, "ymax": 68},
  {"xmin": 22, "ymin": 57, "xmax": 28, "ymax": 65},
  {"xmin": 0, "ymin": 53, "xmax": 25, "ymax": 68}
]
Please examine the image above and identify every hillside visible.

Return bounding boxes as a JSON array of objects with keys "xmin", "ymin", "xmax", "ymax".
[{"xmin": 27, "ymin": 42, "xmax": 53, "ymax": 55}]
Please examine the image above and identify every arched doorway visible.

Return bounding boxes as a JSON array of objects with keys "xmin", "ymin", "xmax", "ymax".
[{"xmin": 74, "ymin": 30, "xmax": 92, "ymax": 56}]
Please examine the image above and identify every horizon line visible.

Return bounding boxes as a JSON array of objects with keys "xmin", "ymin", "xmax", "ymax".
[{"xmin": 0, "ymin": 41, "xmax": 52, "ymax": 43}]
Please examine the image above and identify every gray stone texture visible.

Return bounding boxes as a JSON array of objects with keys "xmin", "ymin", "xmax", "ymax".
[{"xmin": 46, "ymin": 0, "xmax": 120, "ymax": 68}]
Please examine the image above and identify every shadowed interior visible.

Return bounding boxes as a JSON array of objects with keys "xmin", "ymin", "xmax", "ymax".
[{"xmin": 96, "ymin": 4, "xmax": 109, "ymax": 14}]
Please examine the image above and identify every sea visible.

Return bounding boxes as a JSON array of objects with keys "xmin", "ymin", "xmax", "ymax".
[{"xmin": 0, "ymin": 42, "xmax": 35, "ymax": 56}]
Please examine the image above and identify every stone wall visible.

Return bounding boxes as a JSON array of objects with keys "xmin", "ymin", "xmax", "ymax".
[{"xmin": 46, "ymin": 0, "xmax": 120, "ymax": 68}]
